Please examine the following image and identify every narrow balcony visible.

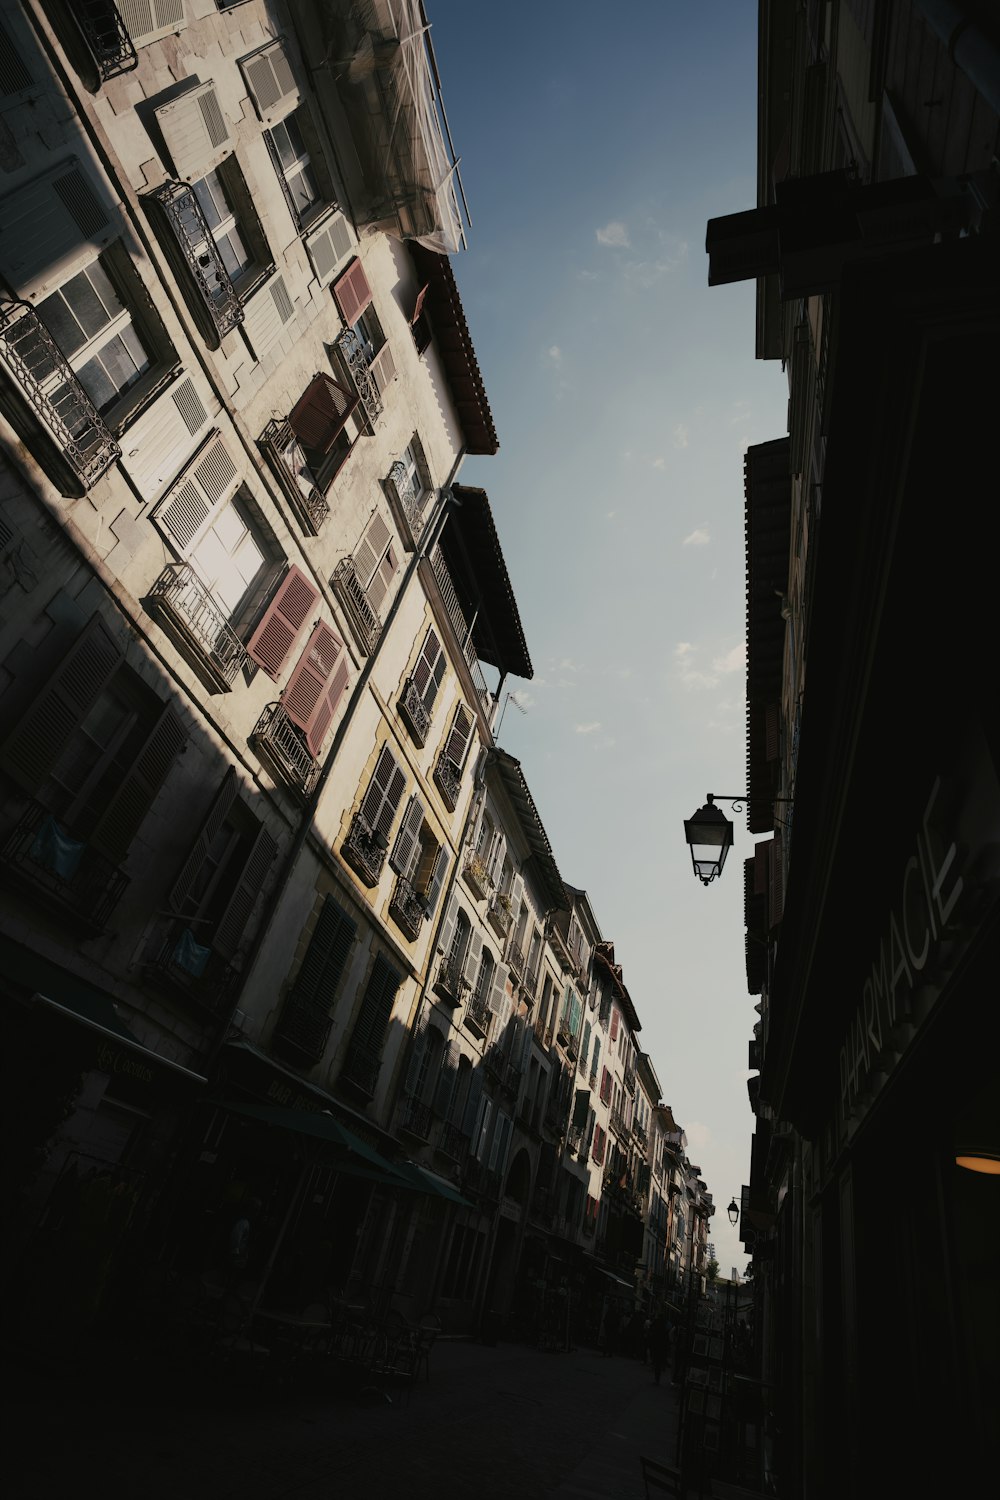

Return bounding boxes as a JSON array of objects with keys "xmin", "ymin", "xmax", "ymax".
[
  {"xmin": 388, "ymin": 874, "xmax": 425, "ymax": 942},
  {"xmin": 144, "ymin": 923, "xmax": 238, "ymax": 1022},
  {"xmin": 610, "ymin": 1105, "xmax": 628, "ymax": 1139},
  {"xmin": 634, "ymin": 1123, "xmax": 648, "ymax": 1149},
  {"xmin": 0, "ymin": 800, "xmax": 128, "ymax": 933},
  {"xmin": 429, "ymin": 544, "xmax": 492, "ymax": 712},
  {"xmin": 487, "ymin": 891, "xmax": 511, "ymax": 939},
  {"xmin": 432, "ymin": 953, "xmax": 469, "ymax": 1009},
  {"xmin": 463, "ymin": 849, "xmax": 489, "ymax": 901},
  {"xmin": 147, "ymin": 180, "xmax": 243, "ymax": 346},
  {"xmin": 0, "ymin": 296, "xmax": 120, "ymax": 491},
  {"xmin": 623, "ymin": 1065, "xmax": 636, "ymax": 1096},
  {"xmin": 567, "ymin": 1125, "xmax": 583, "ymax": 1155},
  {"xmin": 433, "ymin": 753, "xmax": 462, "ymax": 812},
  {"xmin": 332, "ymin": 556, "xmax": 381, "ymax": 656},
  {"xmin": 147, "ymin": 564, "xmax": 249, "ymax": 692},
  {"xmin": 272, "ymin": 993, "xmax": 333, "ymax": 1066},
  {"xmin": 252, "ymin": 704, "xmax": 318, "ymax": 797},
  {"xmin": 437, "ymin": 1121, "xmax": 470, "ymax": 1168},
  {"xmin": 463, "ymin": 992, "xmax": 492, "ymax": 1040},
  {"xmin": 342, "ymin": 813, "xmax": 387, "ymax": 888},
  {"xmin": 507, "ymin": 940, "xmax": 527, "ymax": 985},
  {"xmin": 340, "ymin": 1037, "xmax": 381, "ymax": 1099},
  {"xmin": 397, "ymin": 1093, "xmax": 432, "ymax": 1141},
  {"xmin": 386, "ymin": 459, "xmax": 428, "ymax": 542},
  {"xmin": 70, "ymin": 1, "xmax": 138, "ymax": 82},
  {"xmin": 483, "ymin": 1041, "xmax": 505, "ymax": 1080},
  {"xmin": 398, "ymin": 676, "xmax": 431, "ymax": 746},
  {"xmin": 502, "ymin": 1062, "xmax": 521, "ymax": 1096},
  {"xmin": 336, "ymin": 327, "xmax": 382, "ymax": 425},
  {"xmin": 259, "ymin": 419, "xmax": 330, "ymax": 537}
]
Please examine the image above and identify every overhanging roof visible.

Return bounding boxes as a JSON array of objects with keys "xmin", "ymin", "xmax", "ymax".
[
  {"xmin": 489, "ymin": 748, "xmax": 566, "ymax": 911},
  {"xmin": 410, "ymin": 243, "xmax": 498, "ymax": 454},
  {"xmin": 439, "ymin": 485, "xmax": 532, "ymax": 679},
  {"xmin": 745, "ymin": 437, "xmax": 791, "ymax": 833}
]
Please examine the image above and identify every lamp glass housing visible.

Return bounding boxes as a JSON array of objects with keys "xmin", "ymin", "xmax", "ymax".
[{"xmin": 684, "ymin": 801, "xmax": 735, "ymax": 884}]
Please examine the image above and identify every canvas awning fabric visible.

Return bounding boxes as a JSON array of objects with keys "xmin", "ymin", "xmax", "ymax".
[
  {"xmin": 212, "ymin": 1099, "xmax": 397, "ymax": 1179},
  {"xmin": 391, "ymin": 1161, "xmax": 472, "ymax": 1207}
]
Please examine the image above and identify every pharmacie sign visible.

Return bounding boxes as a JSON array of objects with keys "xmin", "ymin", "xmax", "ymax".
[{"xmin": 838, "ymin": 776, "xmax": 963, "ymax": 1127}]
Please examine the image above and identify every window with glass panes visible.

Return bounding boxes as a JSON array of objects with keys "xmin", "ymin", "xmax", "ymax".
[
  {"xmin": 266, "ymin": 109, "xmax": 321, "ymax": 226},
  {"xmin": 474, "ymin": 948, "xmax": 494, "ymax": 1007},
  {"xmin": 36, "ymin": 261, "xmax": 151, "ymax": 417},
  {"xmin": 192, "ymin": 167, "xmax": 252, "ymax": 285}
]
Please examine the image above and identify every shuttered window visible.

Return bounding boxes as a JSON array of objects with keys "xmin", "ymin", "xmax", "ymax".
[
  {"xmin": 120, "ymin": 376, "xmax": 209, "ymax": 500},
  {"xmin": 240, "ymin": 39, "xmax": 298, "ymax": 125},
  {"xmin": 610, "ymin": 1009, "xmax": 620, "ymax": 1042},
  {"xmin": 353, "ymin": 512, "xmax": 397, "ymax": 616},
  {"xmin": 411, "ymin": 629, "xmax": 446, "ymax": 709},
  {"xmin": 281, "ymin": 622, "xmax": 348, "ymax": 755},
  {"xmin": 168, "ymin": 768, "xmax": 277, "ymax": 958},
  {"xmin": 369, "ymin": 343, "xmax": 396, "ymax": 397},
  {"xmin": 390, "ymin": 793, "xmax": 425, "ymax": 879},
  {"xmin": 155, "ymin": 82, "xmax": 232, "ymax": 182},
  {"xmin": 488, "ymin": 961, "xmax": 509, "ymax": 1016},
  {"xmin": 118, "ymin": 0, "xmax": 186, "ymax": 48},
  {"xmin": 443, "ymin": 703, "xmax": 474, "ymax": 771},
  {"xmin": 154, "ymin": 433, "xmax": 241, "ymax": 557},
  {"xmin": 0, "ymin": 18, "xmax": 35, "ymax": 100},
  {"xmin": 600, "ymin": 1067, "xmax": 612, "ymax": 1105},
  {"xmin": 242, "ymin": 273, "xmax": 295, "ymax": 360},
  {"xmin": 422, "ymin": 846, "xmax": 448, "ymax": 920},
  {"xmin": 0, "ymin": 159, "xmax": 115, "ymax": 302},
  {"xmin": 89, "ymin": 702, "xmax": 186, "ymax": 861},
  {"xmin": 246, "ymin": 564, "xmax": 318, "ymax": 680},
  {"xmin": 350, "ymin": 952, "xmax": 402, "ymax": 1054},
  {"xmin": 288, "ymin": 373, "xmax": 357, "ymax": 453},
  {"xmin": 306, "ymin": 211, "xmax": 352, "ymax": 286},
  {"xmin": 287, "ymin": 894, "xmax": 356, "ymax": 1016},
  {"xmin": 333, "ymin": 259, "xmax": 373, "ymax": 327},
  {"xmin": 358, "ymin": 744, "xmax": 406, "ymax": 843}
]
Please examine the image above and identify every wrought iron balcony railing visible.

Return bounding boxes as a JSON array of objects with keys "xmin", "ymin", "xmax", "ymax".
[
  {"xmin": 438, "ymin": 1121, "xmax": 470, "ymax": 1166},
  {"xmin": 272, "ymin": 992, "xmax": 333, "ymax": 1065},
  {"xmin": 502, "ymin": 1062, "xmax": 521, "ymax": 1096},
  {"xmin": 633, "ymin": 1123, "xmax": 648, "ymax": 1149},
  {"xmin": 610, "ymin": 1105, "xmax": 628, "ymax": 1138},
  {"xmin": 251, "ymin": 704, "xmax": 318, "ymax": 796},
  {"xmin": 340, "ymin": 1037, "xmax": 381, "ymax": 1098},
  {"xmin": 259, "ymin": 419, "xmax": 329, "ymax": 536},
  {"xmin": 507, "ymin": 940, "xmax": 527, "ymax": 984},
  {"xmin": 487, "ymin": 891, "xmax": 511, "ymax": 937},
  {"xmin": 483, "ymin": 1041, "xmax": 504, "ymax": 1080},
  {"xmin": 433, "ymin": 953, "xmax": 469, "ymax": 1007},
  {"xmin": 387, "ymin": 460, "xmax": 427, "ymax": 540},
  {"xmin": 389, "ymin": 874, "xmax": 425, "ymax": 941},
  {"xmin": 342, "ymin": 814, "xmax": 387, "ymax": 888},
  {"xmin": 463, "ymin": 849, "xmax": 489, "ymax": 900},
  {"xmin": 72, "ymin": 0, "xmax": 138, "ymax": 81},
  {"xmin": 336, "ymin": 327, "xmax": 382, "ymax": 424},
  {"xmin": 398, "ymin": 676, "xmax": 431, "ymax": 745},
  {"xmin": 147, "ymin": 564, "xmax": 249, "ymax": 691},
  {"xmin": 623, "ymin": 1066, "xmax": 636, "ymax": 1095},
  {"xmin": 144, "ymin": 923, "xmax": 239, "ymax": 1021},
  {"xmin": 434, "ymin": 753, "xmax": 462, "ymax": 811},
  {"xmin": 397, "ymin": 1093, "xmax": 432, "ymax": 1140},
  {"xmin": 0, "ymin": 800, "xmax": 128, "ymax": 932},
  {"xmin": 429, "ymin": 545, "xmax": 491, "ymax": 712},
  {"xmin": 148, "ymin": 181, "xmax": 243, "ymax": 342},
  {"xmin": 463, "ymin": 992, "xmax": 492, "ymax": 1040},
  {"xmin": 0, "ymin": 297, "xmax": 120, "ymax": 490},
  {"xmin": 332, "ymin": 556, "xmax": 381, "ymax": 656}
]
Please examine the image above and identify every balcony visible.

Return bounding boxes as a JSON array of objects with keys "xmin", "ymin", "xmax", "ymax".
[
  {"xmin": 567, "ymin": 1125, "xmax": 583, "ymax": 1155},
  {"xmin": 433, "ymin": 953, "xmax": 469, "ymax": 1009},
  {"xmin": 463, "ymin": 849, "xmax": 489, "ymax": 901},
  {"xmin": 633, "ymin": 1123, "xmax": 648, "ymax": 1150},
  {"xmin": 70, "ymin": 1, "xmax": 138, "ymax": 82},
  {"xmin": 507, "ymin": 939, "xmax": 527, "ymax": 985},
  {"xmin": 487, "ymin": 890, "xmax": 511, "ymax": 939},
  {"xmin": 397, "ymin": 1093, "xmax": 432, "ymax": 1141},
  {"xmin": 272, "ymin": 993, "xmax": 333, "ymax": 1066},
  {"xmin": 0, "ymin": 800, "xmax": 128, "ymax": 933},
  {"xmin": 342, "ymin": 814, "xmax": 387, "ymax": 888},
  {"xmin": 259, "ymin": 419, "xmax": 329, "ymax": 536},
  {"xmin": 437, "ymin": 1121, "xmax": 470, "ymax": 1167},
  {"xmin": 398, "ymin": 676, "xmax": 431, "ymax": 746},
  {"xmin": 463, "ymin": 992, "xmax": 491, "ymax": 1040},
  {"xmin": 433, "ymin": 753, "xmax": 462, "ymax": 812},
  {"xmin": 147, "ymin": 564, "xmax": 249, "ymax": 692},
  {"xmin": 502, "ymin": 1062, "xmax": 521, "ymax": 1096},
  {"xmin": 252, "ymin": 704, "xmax": 318, "ymax": 797},
  {"xmin": 332, "ymin": 556, "xmax": 381, "ymax": 655},
  {"xmin": 340, "ymin": 1037, "xmax": 381, "ymax": 1098},
  {"xmin": 336, "ymin": 327, "xmax": 382, "ymax": 425},
  {"xmin": 623, "ymin": 1066, "xmax": 636, "ymax": 1096},
  {"xmin": 610, "ymin": 1105, "xmax": 628, "ymax": 1139},
  {"xmin": 144, "ymin": 923, "xmax": 239, "ymax": 1022},
  {"xmin": 389, "ymin": 874, "xmax": 425, "ymax": 942},
  {"xmin": 387, "ymin": 459, "xmax": 428, "ymax": 542},
  {"xmin": 0, "ymin": 296, "xmax": 120, "ymax": 491},
  {"xmin": 147, "ymin": 180, "xmax": 243, "ymax": 345},
  {"xmin": 464, "ymin": 1156, "xmax": 501, "ymax": 1202},
  {"xmin": 430, "ymin": 545, "xmax": 491, "ymax": 712},
  {"xmin": 483, "ymin": 1041, "xmax": 505, "ymax": 1080}
]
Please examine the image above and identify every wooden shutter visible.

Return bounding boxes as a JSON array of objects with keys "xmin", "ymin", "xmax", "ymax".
[
  {"xmin": 600, "ymin": 1067, "xmax": 612, "ymax": 1104},
  {"xmin": 768, "ymin": 834, "xmax": 784, "ymax": 927},
  {"xmin": 411, "ymin": 629, "xmax": 441, "ymax": 700},
  {"xmin": 118, "ymin": 0, "xmax": 186, "ymax": 47},
  {"xmin": 241, "ymin": 40, "xmax": 298, "ymax": 124},
  {"xmin": 243, "ymin": 273, "xmax": 295, "ymax": 360},
  {"xmin": 0, "ymin": 614, "xmax": 123, "ymax": 793},
  {"xmin": 520, "ymin": 1018, "xmax": 533, "ymax": 1071},
  {"xmin": 765, "ymin": 702, "xmax": 780, "ymax": 762},
  {"xmin": 369, "ymin": 342, "xmax": 396, "ymax": 398},
  {"xmin": 168, "ymin": 768, "xmax": 239, "ymax": 914},
  {"xmin": 489, "ymin": 1111, "xmax": 511, "ymax": 1174},
  {"xmin": 462, "ymin": 925, "xmax": 484, "ymax": 986},
  {"xmin": 433, "ymin": 1039, "xmax": 460, "ymax": 1118},
  {"xmin": 365, "ymin": 542, "xmax": 397, "ymax": 616},
  {"xmin": 120, "ymin": 377, "xmax": 210, "ymax": 500},
  {"xmin": 90, "ymin": 704, "xmax": 186, "ymax": 862},
  {"xmin": 404, "ymin": 1020, "xmax": 429, "ymax": 1096},
  {"xmin": 351, "ymin": 953, "xmax": 401, "ymax": 1052},
  {"xmin": 289, "ymin": 894, "xmax": 357, "ymax": 1012},
  {"xmin": 288, "ymin": 373, "xmax": 357, "ymax": 453},
  {"xmin": 333, "ymin": 259, "xmax": 373, "ymax": 327},
  {"xmin": 0, "ymin": 18, "xmax": 34, "ymax": 99},
  {"xmin": 281, "ymin": 622, "xmax": 347, "ymax": 754},
  {"xmin": 156, "ymin": 434, "xmax": 240, "ymax": 558},
  {"xmin": 423, "ymin": 847, "xmax": 447, "ymax": 920},
  {"xmin": 509, "ymin": 874, "xmax": 525, "ymax": 933},
  {"xmin": 213, "ymin": 820, "xmax": 278, "ymax": 958},
  {"xmin": 246, "ymin": 565, "xmax": 319, "ymax": 680},
  {"xmin": 753, "ymin": 839, "xmax": 769, "ymax": 897},
  {"xmin": 390, "ymin": 793, "xmax": 425, "ymax": 878},
  {"xmin": 306, "ymin": 211, "xmax": 353, "ymax": 287},
  {"xmin": 444, "ymin": 704, "xmax": 474, "ymax": 769},
  {"xmin": 436, "ymin": 893, "xmax": 459, "ymax": 957},
  {"xmin": 359, "ymin": 744, "xmax": 406, "ymax": 843},
  {"xmin": 0, "ymin": 159, "xmax": 114, "ymax": 300},
  {"xmin": 488, "ymin": 961, "xmax": 509, "ymax": 1015},
  {"xmin": 474, "ymin": 1097, "xmax": 492, "ymax": 1161},
  {"xmin": 487, "ymin": 833, "xmax": 506, "ymax": 883},
  {"xmin": 463, "ymin": 1068, "xmax": 484, "ymax": 1138},
  {"xmin": 155, "ymin": 82, "xmax": 232, "ymax": 181},
  {"xmin": 610, "ymin": 1009, "xmax": 620, "ymax": 1041},
  {"xmin": 353, "ymin": 512, "xmax": 391, "ymax": 591}
]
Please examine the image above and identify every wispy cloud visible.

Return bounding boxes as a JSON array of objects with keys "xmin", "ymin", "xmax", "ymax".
[
  {"xmin": 673, "ymin": 639, "xmax": 744, "ymax": 690},
  {"xmin": 682, "ymin": 527, "xmax": 711, "ymax": 547},
  {"xmin": 712, "ymin": 644, "xmax": 745, "ymax": 675},
  {"xmin": 684, "ymin": 1120, "xmax": 712, "ymax": 1150},
  {"xmin": 672, "ymin": 423, "xmax": 689, "ymax": 449},
  {"xmin": 510, "ymin": 688, "xmax": 535, "ymax": 710},
  {"xmin": 730, "ymin": 399, "xmax": 751, "ymax": 425},
  {"xmin": 606, "ymin": 509, "xmax": 618, "ymax": 520},
  {"xmin": 622, "ymin": 236, "xmax": 688, "ymax": 289},
  {"xmin": 651, "ymin": 456, "xmax": 665, "ymax": 471},
  {"xmin": 575, "ymin": 721, "xmax": 602, "ymax": 735},
  {"xmin": 546, "ymin": 344, "xmax": 563, "ymax": 365},
  {"xmin": 596, "ymin": 220, "xmax": 630, "ymax": 248}
]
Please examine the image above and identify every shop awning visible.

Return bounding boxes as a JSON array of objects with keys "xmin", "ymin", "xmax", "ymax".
[
  {"xmin": 392, "ymin": 1161, "xmax": 472, "ymax": 1207},
  {"xmin": 212, "ymin": 1099, "xmax": 396, "ymax": 1177}
]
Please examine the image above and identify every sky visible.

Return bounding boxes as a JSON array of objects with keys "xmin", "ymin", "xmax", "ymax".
[{"xmin": 426, "ymin": 0, "xmax": 788, "ymax": 1278}]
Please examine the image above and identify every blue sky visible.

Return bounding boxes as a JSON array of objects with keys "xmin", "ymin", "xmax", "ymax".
[{"xmin": 427, "ymin": 0, "xmax": 788, "ymax": 1277}]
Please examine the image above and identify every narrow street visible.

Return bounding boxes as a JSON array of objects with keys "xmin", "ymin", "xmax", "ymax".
[{"xmin": 10, "ymin": 1339, "xmax": 681, "ymax": 1500}]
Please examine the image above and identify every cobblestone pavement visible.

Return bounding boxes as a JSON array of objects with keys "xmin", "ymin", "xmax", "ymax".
[{"xmin": 9, "ymin": 1339, "xmax": 683, "ymax": 1499}]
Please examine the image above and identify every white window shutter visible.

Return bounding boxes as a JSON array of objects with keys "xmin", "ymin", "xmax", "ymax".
[
  {"xmin": 120, "ymin": 376, "xmax": 210, "ymax": 501},
  {"xmin": 390, "ymin": 793, "xmax": 425, "ymax": 879},
  {"xmin": 424, "ymin": 847, "xmax": 448, "ymax": 920},
  {"xmin": 242, "ymin": 274, "xmax": 296, "ymax": 360},
  {"xmin": 118, "ymin": 0, "xmax": 186, "ymax": 48},
  {"xmin": 436, "ymin": 893, "xmax": 459, "ymax": 956},
  {"xmin": 365, "ymin": 542, "xmax": 396, "ymax": 616},
  {"xmin": 488, "ymin": 962, "xmax": 509, "ymax": 1016},
  {"xmin": 241, "ymin": 39, "xmax": 299, "ymax": 125},
  {"xmin": 369, "ymin": 342, "xmax": 396, "ymax": 397},
  {"xmin": 0, "ymin": 159, "xmax": 115, "ymax": 300},
  {"xmin": 305, "ymin": 212, "xmax": 353, "ymax": 287},
  {"xmin": 463, "ymin": 926, "xmax": 483, "ymax": 986},
  {"xmin": 509, "ymin": 874, "xmax": 525, "ymax": 933},
  {"xmin": 353, "ymin": 512, "xmax": 391, "ymax": 591},
  {"xmin": 155, "ymin": 82, "xmax": 232, "ymax": 182},
  {"xmin": 154, "ymin": 434, "xmax": 240, "ymax": 558}
]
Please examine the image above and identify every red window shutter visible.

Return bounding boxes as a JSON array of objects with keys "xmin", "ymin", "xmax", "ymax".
[
  {"xmin": 288, "ymin": 373, "xmax": 359, "ymax": 453},
  {"xmin": 610, "ymin": 1010, "xmax": 619, "ymax": 1041},
  {"xmin": 169, "ymin": 768, "xmax": 239, "ymax": 915},
  {"xmin": 445, "ymin": 704, "xmax": 474, "ymax": 768},
  {"xmin": 213, "ymin": 822, "xmax": 278, "ymax": 959},
  {"xmin": 282, "ymin": 623, "xmax": 348, "ymax": 755},
  {"xmin": 308, "ymin": 657, "xmax": 349, "ymax": 757},
  {"xmin": 333, "ymin": 259, "xmax": 373, "ymax": 326},
  {"xmin": 0, "ymin": 614, "xmax": 123, "ymax": 794},
  {"xmin": 246, "ymin": 565, "xmax": 319, "ymax": 680},
  {"xmin": 410, "ymin": 283, "xmax": 429, "ymax": 325},
  {"xmin": 90, "ymin": 704, "xmax": 187, "ymax": 862}
]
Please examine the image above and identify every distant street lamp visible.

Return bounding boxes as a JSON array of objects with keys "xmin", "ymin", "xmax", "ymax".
[
  {"xmin": 727, "ymin": 1196, "xmax": 740, "ymax": 1227},
  {"xmin": 683, "ymin": 795, "xmax": 742, "ymax": 884}
]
